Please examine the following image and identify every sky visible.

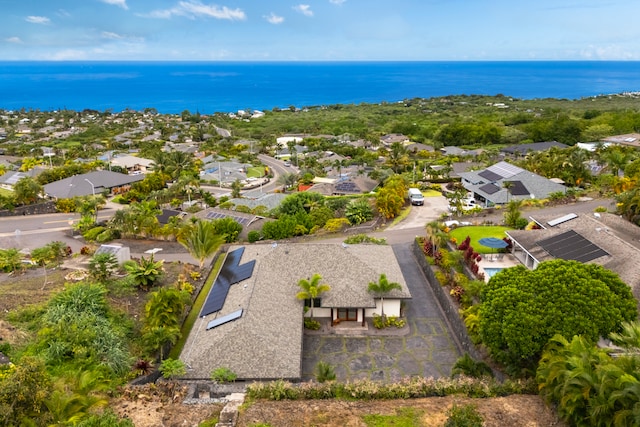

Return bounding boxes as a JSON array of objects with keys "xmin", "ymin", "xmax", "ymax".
[{"xmin": 2, "ymin": 0, "xmax": 640, "ymax": 61}]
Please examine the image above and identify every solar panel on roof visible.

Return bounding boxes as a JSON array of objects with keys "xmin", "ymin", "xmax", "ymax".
[
  {"xmin": 547, "ymin": 213, "xmax": 578, "ymax": 227},
  {"xmin": 506, "ymin": 181, "xmax": 529, "ymax": 196},
  {"xmin": 488, "ymin": 162, "xmax": 522, "ymax": 179},
  {"xmin": 537, "ymin": 230, "xmax": 609, "ymax": 263},
  {"xmin": 200, "ymin": 281, "xmax": 230, "ymax": 317},
  {"xmin": 206, "ymin": 309, "xmax": 243, "ymax": 330},
  {"xmin": 478, "ymin": 170, "xmax": 502, "ymax": 182},
  {"xmin": 205, "ymin": 211, "xmax": 252, "ymax": 225},
  {"xmin": 231, "ymin": 260, "xmax": 255, "ymax": 284},
  {"xmin": 200, "ymin": 247, "xmax": 255, "ymax": 317},
  {"xmin": 479, "ymin": 183, "xmax": 500, "ymax": 194}
]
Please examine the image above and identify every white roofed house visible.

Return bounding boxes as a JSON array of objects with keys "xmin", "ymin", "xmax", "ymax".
[{"xmin": 109, "ymin": 155, "xmax": 154, "ymax": 175}]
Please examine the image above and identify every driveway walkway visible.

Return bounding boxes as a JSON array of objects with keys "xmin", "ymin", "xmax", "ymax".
[{"xmin": 301, "ymin": 242, "xmax": 460, "ymax": 382}]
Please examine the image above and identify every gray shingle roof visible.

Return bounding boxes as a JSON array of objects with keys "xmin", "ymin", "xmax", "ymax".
[
  {"xmin": 180, "ymin": 243, "xmax": 411, "ymax": 380},
  {"xmin": 43, "ymin": 170, "xmax": 144, "ymax": 199}
]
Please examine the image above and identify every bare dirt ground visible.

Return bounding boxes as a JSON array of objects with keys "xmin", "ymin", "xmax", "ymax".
[
  {"xmin": 237, "ymin": 395, "xmax": 566, "ymax": 427},
  {"xmin": 110, "ymin": 384, "xmax": 223, "ymax": 427}
]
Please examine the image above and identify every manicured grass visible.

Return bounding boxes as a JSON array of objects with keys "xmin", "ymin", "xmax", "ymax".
[
  {"xmin": 423, "ymin": 189, "xmax": 441, "ymax": 197},
  {"xmin": 169, "ymin": 252, "xmax": 225, "ymax": 359},
  {"xmin": 362, "ymin": 408, "xmax": 424, "ymax": 427},
  {"xmin": 448, "ymin": 225, "xmax": 512, "ymax": 254},
  {"xmin": 247, "ymin": 166, "xmax": 265, "ymax": 178},
  {"xmin": 0, "ymin": 187, "xmax": 13, "ymax": 197}
]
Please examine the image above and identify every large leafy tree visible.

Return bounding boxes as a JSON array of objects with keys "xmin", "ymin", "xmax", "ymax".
[
  {"xmin": 296, "ymin": 273, "xmax": 330, "ymax": 319},
  {"xmin": 367, "ymin": 274, "xmax": 402, "ymax": 318},
  {"xmin": 14, "ymin": 176, "xmax": 43, "ymax": 206},
  {"xmin": 178, "ymin": 220, "xmax": 225, "ymax": 268},
  {"xmin": 479, "ymin": 260, "xmax": 637, "ymax": 374}
]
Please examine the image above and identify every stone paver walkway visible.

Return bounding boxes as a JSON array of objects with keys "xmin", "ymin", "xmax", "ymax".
[{"xmin": 301, "ymin": 243, "xmax": 461, "ymax": 382}]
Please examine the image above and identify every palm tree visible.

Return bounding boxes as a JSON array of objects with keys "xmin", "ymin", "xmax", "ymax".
[
  {"xmin": 296, "ymin": 273, "xmax": 330, "ymax": 319},
  {"xmin": 178, "ymin": 220, "xmax": 225, "ymax": 268},
  {"xmin": 367, "ymin": 274, "xmax": 402, "ymax": 318},
  {"xmin": 276, "ymin": 172, "xmax": 299, "ymax": 193}
]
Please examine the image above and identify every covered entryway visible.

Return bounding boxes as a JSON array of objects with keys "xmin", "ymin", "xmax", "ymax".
[{"xmin": 337, "ymin": 308, "xmax": 358, "ymax": 321}]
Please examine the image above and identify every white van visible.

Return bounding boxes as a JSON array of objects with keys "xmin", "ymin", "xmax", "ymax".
[{"xmin": 408, "ymin": 188, "xmax": 424, "ymax": 206}]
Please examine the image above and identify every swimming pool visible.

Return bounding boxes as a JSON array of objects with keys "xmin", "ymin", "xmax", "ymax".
[{"xmin": 483, "ymin": 267, "xmax": 504, "ymax": 278}]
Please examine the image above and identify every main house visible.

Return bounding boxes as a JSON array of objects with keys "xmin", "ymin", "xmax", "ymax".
[{"xmin": 180, "ymin": 243, "xmax": 411, "ymax": 381}]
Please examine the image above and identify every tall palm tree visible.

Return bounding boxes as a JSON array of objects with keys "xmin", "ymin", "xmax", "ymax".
[
  {"xmin": 367, "ymin": 274, "xmax": 402, "ymax": 318},
  {"xmin": 178, "ymin": 220, "xmax": 225, "ymax": 268},
  {"xmin": 296, "ymin": 273, "xmax": 330, "ymax": 319}
]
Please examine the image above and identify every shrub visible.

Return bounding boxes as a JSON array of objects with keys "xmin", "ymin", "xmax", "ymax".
[
  {"xmin": 304, "ymin": 318, "xmax": 321, "ymax": 330},
  {"xmin": 314, "ymin": 361, "xmax": 336, "ymax": 383},
  {"xmin": 451, "ymin": 354, "xmax": 493, "ymax": 379},
  {"xmin": 345, "ymin": 199, "xmax": 374, "ymax": 225},
  {"xmin": 343, "ymin": 234, "xmax": 386, "ymax": 245},
  {"xmin": 246, "ymin": 377, "xmax": 537, "ymax": 400},
  {"xmin": 211, "ymin": 367, "xmax": 237, "ymax": 383},
  {"xmin": 372, "ymin": 314, "xmax": 406, "ymax": 329},
  {"xmin": 323, "ymin": 218, "xmax": 350, "ymax": 232},
  {"xmin": 82, "ymin": 226, "xmax": 107, "ymax": 241},
  {"xmin": 444, "ymin": 404, "xmax": 484, "ymax": 427}
]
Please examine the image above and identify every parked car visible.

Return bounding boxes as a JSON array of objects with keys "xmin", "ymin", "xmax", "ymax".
[
  {"xmin": 448, "ymin": 199, "xmax": 478, "ymax": 212},
  {"xmin": 408, "ymin": 188, "xmax": 424, "ymax": 206}
]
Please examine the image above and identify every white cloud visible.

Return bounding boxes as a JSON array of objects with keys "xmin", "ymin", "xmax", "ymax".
[
  {"xmin": 5, "ymin": 37, "xmax": 23, "ymax": 44},
  {"xmin": 264, "ymin": 12, "xmax": 284, "ymax": 24},
  {"xmin": 293, "ymin": 4, "xmax": 313, "ymax": 17},
  {"xmin": 329, "ymin": 0, "xmax": 346, "ymax": 4},
  {"xmin": 101, "ymin": 31, "xmax": 124, "ymax": 39},
  {"xmin": 42, "ymin": 49, "xmax": 87, "ymax": 61},
  {"xmin": 100, "ymin": 0, "xmax": 128, "ymax": 10},
  {"xmin": 148, "ymin": 1, "xmax": 246, "ymax": 20},
  {"xmin": 25, "ymin": 16, "xmax": 50, "ymax": 24}
]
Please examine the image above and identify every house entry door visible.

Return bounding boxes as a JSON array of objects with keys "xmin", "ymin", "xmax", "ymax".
[{"xmin": 337, "ymin": 308, "xmax": 358, "ymax": 321}]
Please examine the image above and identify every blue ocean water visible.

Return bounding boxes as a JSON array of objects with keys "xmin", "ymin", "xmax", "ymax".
[{"xmin": 0, "ymin": 61, "xmax": 639, "ymax": 114}]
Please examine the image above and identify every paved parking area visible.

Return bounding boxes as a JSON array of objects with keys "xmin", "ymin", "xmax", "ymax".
[{"xmin": 301, "ymin": 243, "xmax": 461, "ymax": 381}]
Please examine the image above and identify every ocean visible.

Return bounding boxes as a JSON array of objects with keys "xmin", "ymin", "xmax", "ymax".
[{"xmin": 1, "ymin": 61, "xmax": 639, "ymax": 114}]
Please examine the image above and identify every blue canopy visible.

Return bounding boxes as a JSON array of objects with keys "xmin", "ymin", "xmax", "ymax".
[{"xmin": 478, "ymin": 237, "xmax": 508, "ymax": 249}]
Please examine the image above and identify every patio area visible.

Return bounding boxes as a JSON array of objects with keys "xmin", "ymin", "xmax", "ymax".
[{"xmin": 477, "ymin": 252, "xmax": 520, "ymax": 282}]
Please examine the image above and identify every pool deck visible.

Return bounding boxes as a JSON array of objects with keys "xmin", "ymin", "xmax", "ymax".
[{"xmin": 478, "ymin": 253, "xmax": 520, "ymax": 282}]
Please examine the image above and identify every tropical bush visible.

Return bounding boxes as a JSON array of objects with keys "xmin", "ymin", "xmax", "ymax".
[
  {"xmin": 314, "ymin": 361, "xmax": 336, "ymax": 383},
  {"xmin": 372, "ymin": 314, "xmax": 406, "ymax": 329},
  {"xmin": 304, "ymin": 318, "xmax": 321, "ymax": 330},
  {"xmin": 211, "ymin": 367, "xmax": 237, "ymax": 383},
  {"xmin": 343, "ymin": 234, "xmax": 386, "ymax": 245},
  {"xmin": 444, "ymin": 404, "xmax": 484, "ymax": 427},
  {"xmin": 345, "ymin": 198, "xmax": 374, "ymax": 225},
  {"xmin": 123, "ymin": 256, "xmax": 164, "ymax": 291},
  {"xmin": 246, "ymin": 377, "xmax": 537, "ymax": 401},
  {"xmin": 451, "ymin": 353, "xmax": 493, "ymax": 379}
]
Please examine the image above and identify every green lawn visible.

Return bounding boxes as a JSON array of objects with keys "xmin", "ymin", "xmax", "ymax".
[
  {"xmin": 448, "ymin": 225, "xmax": 512, "ymax": 254},
  {"xmin": 423, "ymin": 189, "xmax": 441, "ymax": 197},
  {"xmin": 247, "ymin": 166, "xmax": 265, "ymax": 178},
  {"xmin": 0, "ymin": 187, "xmax": 13, "ymax": 197}
]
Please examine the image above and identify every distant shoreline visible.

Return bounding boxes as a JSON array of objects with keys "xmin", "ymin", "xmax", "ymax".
[{"xmin": 1, "ymin": 61, "xmax": 639, "ymax": 114}]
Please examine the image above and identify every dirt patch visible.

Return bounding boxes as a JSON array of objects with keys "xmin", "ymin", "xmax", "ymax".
[
  {"xmin": 110, "ymin": 384, "xmax": 223, "ymax": 427},
  {"xmin": 237, "ymin": 395, "xmax": 566, "ymax": 427}
]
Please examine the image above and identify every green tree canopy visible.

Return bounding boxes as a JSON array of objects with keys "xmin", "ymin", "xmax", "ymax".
[{"xmin": 479, "ymin": 260, "xmax": 637, "ymax": 374}]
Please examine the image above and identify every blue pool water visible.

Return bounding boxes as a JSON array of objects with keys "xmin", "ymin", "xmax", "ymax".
[{"xmin": 483, "ymin": 267, "xmax": 504, "ymax": 278}]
